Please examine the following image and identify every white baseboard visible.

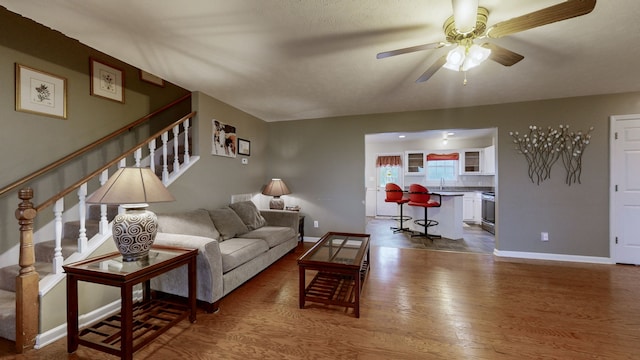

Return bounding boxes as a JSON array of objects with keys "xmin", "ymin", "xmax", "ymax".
[
  {"xmin": 35, "ymin": 290, "xmax": 142, "ymax": 349},
  {"xmin": 493, "ymin": 249, "xmax": 613, "ymax": 264}
]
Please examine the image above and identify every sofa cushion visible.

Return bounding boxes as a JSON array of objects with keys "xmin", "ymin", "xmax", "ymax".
[
  {"xmin": 208, "ymin": 207, "xmax": 249, "ymax": 240},
  {"xmin": 229, "ymin": 201, "xmax": 266, "ymax": 230},
  {"xmin": 218, "ymin": 238, "xmax": 269, "ymax": 273},
  {"xmin": 157, "ymin": 209, "xmax": 220, "ymax": 240},
  {"xmin": 241, "ymin": 226, "xmax": 296, "ymax": 248}
]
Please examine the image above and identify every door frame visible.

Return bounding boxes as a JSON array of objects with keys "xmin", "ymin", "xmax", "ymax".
[{"xmin": 609, "ymin": 114, "xmax": 640, "ymax": 264}]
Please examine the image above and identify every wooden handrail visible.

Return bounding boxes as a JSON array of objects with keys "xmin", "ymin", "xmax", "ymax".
[
  {"xmin": 0, "ymin": 93, "xmax": 191, "ymax": 198},
  {"xmin": 35, "ymin": 111, "xmax": 195, "ymax": 212}
]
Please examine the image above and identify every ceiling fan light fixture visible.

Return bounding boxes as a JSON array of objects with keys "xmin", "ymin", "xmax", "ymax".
[
  {"xmin": 443, "ymin": 45, "xmax": 466, "ymax": 71},
  {"xmin": 452, "ymin": 0, "xmax": 479, "ymax": 34},
  {"xmin": 462, "ymin": 44, "xmax": 491, "ymax": 71}
]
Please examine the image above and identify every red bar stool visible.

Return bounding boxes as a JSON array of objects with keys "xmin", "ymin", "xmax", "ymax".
[
  {"xmin": 384, "ymin": 183, "xmax": 412, "ymax": 233},
  {"xmin": 408, "ymin": 184, "xmax": 441, "ymax": 240}
]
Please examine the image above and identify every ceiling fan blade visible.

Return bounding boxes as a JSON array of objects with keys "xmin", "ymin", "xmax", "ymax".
[
  {"xmin": 416, "ymin": 55, "xmax": 447, "ymax": 83},
  {"xmin": 377, "ymin": 42, "xmax": 447, "ymax": 59},
  {"xmin": 486, "ymin": 0, "xmax": 596, "ymax": 39},
  {"xmin": 482, "ymin": 43, "xmax": 524, "ymax": 66}
]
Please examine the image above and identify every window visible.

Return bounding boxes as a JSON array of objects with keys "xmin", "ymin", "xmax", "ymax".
[
  {"xmin": 376, "ymin": 155, "xmax": 402, "ymax": 187},
  {"xmin": 426, "ymin": 153, "xmax": 459, "ymax": 181}
]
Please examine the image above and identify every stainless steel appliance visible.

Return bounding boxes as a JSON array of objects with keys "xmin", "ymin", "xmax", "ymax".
[{"xmin": 481, "ymin": 192, "xmax": 495, "ymax": 234}]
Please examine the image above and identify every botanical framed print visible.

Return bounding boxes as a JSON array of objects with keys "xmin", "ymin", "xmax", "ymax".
[
  {"xmin": 212, "ymin": 120, "xmax": 237, "ymax": 158},
  {"xmin": 238, "ymin": 138, "xmax": 250, "ymax": 156},
  {"xmin": 15, "ymin": 64, "xmax": 67, "ymax": 119},
  {"xmin": 140, "ymin": 70, "xmax": 165, "ymax": 87},
  {"xmin": 90, "ymin": 58, "xmax": 124, "ymax": 103}
]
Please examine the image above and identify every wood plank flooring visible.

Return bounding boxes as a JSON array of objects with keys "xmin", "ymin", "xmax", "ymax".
[{"xmin": 2, "ymin": 241, "xmax": 640, "ymax": 359}]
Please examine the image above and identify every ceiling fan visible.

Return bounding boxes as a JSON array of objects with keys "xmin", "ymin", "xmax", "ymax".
[{"xmin": 377, "ymin": 0, "xmax": 596, "ymax": 84}]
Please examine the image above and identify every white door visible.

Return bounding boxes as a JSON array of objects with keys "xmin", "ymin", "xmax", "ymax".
[{"xmin": 611, "ymin": 115, "xmax": 640, "ymax": 264}]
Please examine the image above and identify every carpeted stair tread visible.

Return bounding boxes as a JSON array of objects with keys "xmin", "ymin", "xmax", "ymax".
[
  {"xmin": 0, "ymin": 289, "xmax": 16, "ymax": 341},
  {"xmin": 64, "ymin": 219, "xmax": 101, "ymax": 240},
  {"xmin": 87, "ymin": 204, "xmax": 119, "ymax": 221},
  {"xmin": 34, "ymin": 237, "xmax": 79, "ymax": 263},
  {"xmin": 0, "ymin": 262, "xmax": 52, "ymax": 292}
]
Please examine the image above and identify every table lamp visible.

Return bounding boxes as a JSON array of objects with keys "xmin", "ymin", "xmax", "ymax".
[
  {"xmin": 86, "ymin": 167, "xmax": 175, "ymax": 261},
  {"xmin": 262, "ymin": 178, "xmax": 290, "ymax": 210}
]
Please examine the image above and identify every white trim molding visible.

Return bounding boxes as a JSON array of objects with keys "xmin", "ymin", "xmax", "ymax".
[{"xmin": 494, "ymin": 249, "xmax": 613, "ymax": 264}]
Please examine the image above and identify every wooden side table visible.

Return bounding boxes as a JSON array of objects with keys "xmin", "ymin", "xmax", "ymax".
[{"xmin": 63, "ymin": 245, "xmax": 197, "ymax": 360}]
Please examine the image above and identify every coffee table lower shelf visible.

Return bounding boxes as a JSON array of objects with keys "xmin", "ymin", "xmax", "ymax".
[
  {"xmin": 78, "ymin": 298, "xmax": 189, "ymax": 356},
  {"xmin": 302, "ymin": 260, "xmax": 369, "ymax": 315}
]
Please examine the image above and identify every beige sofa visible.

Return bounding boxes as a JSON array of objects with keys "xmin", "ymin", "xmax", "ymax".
[{"xmin": 150, "ymin": 201, "xmax": 299, "ymax": 312}]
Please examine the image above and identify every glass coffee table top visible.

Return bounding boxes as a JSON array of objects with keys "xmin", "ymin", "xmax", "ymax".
[{"xmin": 301, "ymin": 232, "xmax": 370, "ymax": 266}]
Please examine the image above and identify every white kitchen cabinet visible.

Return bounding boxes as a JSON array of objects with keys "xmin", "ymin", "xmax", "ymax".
[
  {"xmin": 405, "ymin": 151, "xmax": 425, "ymax": 174},
  {"xmin": 462, "ymin": 192, "xmax": 482, "ymax": 224},
  {"xmin": 460, "ymin": 149, "xmax": 482, "ymax": 174},
  {"xmin": 483, "ymin": 145, "xmax": 495, "ymax": 175}
]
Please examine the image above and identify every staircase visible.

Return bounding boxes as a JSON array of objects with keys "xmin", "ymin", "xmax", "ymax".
[{"xmin": 0, "ymin": 95, "xmax": 198, "ymax": 353}]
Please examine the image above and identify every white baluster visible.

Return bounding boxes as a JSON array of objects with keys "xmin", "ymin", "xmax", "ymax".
[
  {"xmin": 119, "ymin": 158, "xmax": 127, "ymax": 168},
  {"xmin": 77, "ymin": 183, "xmax": 88, "ymax": 253},
  {"xmin": 52, "ymin": 198, "xmax": 64, "ymax": 274},
  {"xmin": 161, "ymin": 131, "xmax": 169, "ymax": 184},
  {"xmin": 173, "ymin": 125, "xmax": 180, "ymax": 173},
  {"xmin": 148, "ymin": 138, "xmax": 157, "ymax": 174},
  {"xmin": 99, "ymin": 170, "xmax": 109, "ymax": 234},
  {"xmin": 134, "ymin": 148, "xmax": 142, "ymax": 167},
  {"xmin": 183, "ymin": 118, "xmax": 190, "ymax": 165}
]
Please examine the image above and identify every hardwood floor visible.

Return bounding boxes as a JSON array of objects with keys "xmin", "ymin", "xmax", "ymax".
[{"xmin": 2, "ymin": 241, "xmax": 640, "ymax": 359}]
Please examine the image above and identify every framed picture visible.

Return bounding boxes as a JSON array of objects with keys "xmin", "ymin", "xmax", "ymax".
[
  {"xmin": 15, "ymin": 64, "xmax": 67, "ymax": 119},
  {"xmin": 90, "ymin": 58, "xmax": 124, "ymax": 103},
  {"xmin": 139, "ymin": 70, "xmax": 165, "ymax": 87},
  {"xmin": 212, "ymin": 120, "xmax": 237, "ymax": 158},
  {"xmin": 238, "ymin": 138, "xmax": 251, "ymax": 156}
]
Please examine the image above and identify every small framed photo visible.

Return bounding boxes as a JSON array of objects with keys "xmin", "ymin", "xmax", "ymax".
[
  {"xmin": 238, "ymin": 138, "xmax": 251, "ymax": 156},
  {"xmin": 90, "ymin": 58, "xmax": 125, "ymax": 103},
  {"xmin": 140, "ymin": 70, "xmax": 165, "ymax": 87},
  {"xmin": 15, "ymin": 63, "xmax": 67, "ymax": 119}
]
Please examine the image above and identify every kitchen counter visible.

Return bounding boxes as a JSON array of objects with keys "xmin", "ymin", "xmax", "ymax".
[{"xmin": 405, "ymin": 192, "xmax": 464, "ymax": 240}]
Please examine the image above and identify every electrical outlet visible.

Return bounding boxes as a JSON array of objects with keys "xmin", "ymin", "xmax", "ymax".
[
  {"xmin": 541, "ymin": 232, "xmax": 549, "ymax": 241},
  {"xmin": 313, "ymin": 220, "xmax": 319, "ymax": 228}
]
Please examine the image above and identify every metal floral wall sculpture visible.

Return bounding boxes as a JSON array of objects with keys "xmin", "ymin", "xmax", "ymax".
[{"xmin": 509, "ymin": 125, "xmax": 594, "ymax": 185}]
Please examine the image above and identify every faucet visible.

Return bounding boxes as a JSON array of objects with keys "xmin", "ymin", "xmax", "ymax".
[{"xmin": 440, "ymin": 177, "xmax": 444, "ymax": 190}]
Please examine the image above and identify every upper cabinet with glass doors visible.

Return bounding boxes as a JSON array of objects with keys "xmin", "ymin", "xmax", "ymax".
[{"xmin": 405, "ymin": 151, "xmax": 425, "ymax": 174}]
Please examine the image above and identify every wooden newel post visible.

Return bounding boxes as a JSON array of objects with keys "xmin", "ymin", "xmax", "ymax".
[{"xmin": 15, "ymin": 187, "xmax": 38, "ymax": 354}]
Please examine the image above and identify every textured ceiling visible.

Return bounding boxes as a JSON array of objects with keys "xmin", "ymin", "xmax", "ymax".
[{"xmin": 1, "ymin": 0, "xmax": 638, "ymax": 122}]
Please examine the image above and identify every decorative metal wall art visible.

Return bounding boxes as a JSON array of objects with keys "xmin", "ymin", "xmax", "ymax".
[{"xmin": 509, "ymin": 125, "xmax": 593, "ymax": 185}]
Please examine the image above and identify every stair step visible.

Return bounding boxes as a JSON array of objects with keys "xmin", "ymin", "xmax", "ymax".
[
  {"xmin": 0, "ymin": 262, "xmax": 52, "ymax": 292},
  {"xmin": 64, "ymin": 219, "xmax": 101, "ymax": 240},
  {"xmin": 34, "ymin": 238, "xmax": 79, "ymax": 263},
  {"xmin": 0, "ymin": 289, "xmax": 16, "ymax": 341},
  {"xmin": 87, "ymin": 204, "xmax": 119, "ymax": 221}
]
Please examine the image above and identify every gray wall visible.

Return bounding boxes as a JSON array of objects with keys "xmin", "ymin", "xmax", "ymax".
[
  {"xmin": 151, "ymin": 91, "xmax": 270, "ymax": 214},
  {"xmin": 268, "ymin": 93, "xmax": 640, "ymax": 258},
  {"xmin": 0, "ymin": 7, "xmax": 189, "ymax": 254}
]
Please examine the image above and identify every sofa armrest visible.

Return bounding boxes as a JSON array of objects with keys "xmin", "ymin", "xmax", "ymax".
[
  {"xmin": 260, "ymin": 210, "xmax": 299, "ymax": 231},
  {"xmin": 151, "ymin": 233, "xmax": 223, "ymax": 304}
]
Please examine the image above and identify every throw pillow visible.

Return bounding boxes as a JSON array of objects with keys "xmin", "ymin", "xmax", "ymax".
[
  {"xmin": 208, "ymin": 207, "xmax": 249, "ymax": 240},
  {"xmin": 229, "ymin": 201, "xmax": 267, "ymax": 230},
  {"xmin": 156, "ymin": 209, "xmax": 220, "ymax": 240}
]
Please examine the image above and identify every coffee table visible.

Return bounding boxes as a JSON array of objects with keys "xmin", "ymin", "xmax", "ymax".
[
  {"xmin": 63, "ymin": 245, "xmax": 197, "ymax": 360},
  {"xmin": 297, "ymin": 232, "xmax": 371, "ymax": 317}
]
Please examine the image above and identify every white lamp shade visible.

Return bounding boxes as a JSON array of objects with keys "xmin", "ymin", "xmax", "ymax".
[
  {"xmin": 443, "ymin": 45, "xmax": 466, "ymax": 71},
  {"xmin": 462, "ymin": 44, "xmax": 491, "ymax": 71},
  {"xmin": 262, "ymin": 178, "xmax": 291, "ymax": 197},
  {"xmin": 86, "ymin": 167, "xmax": 175, "ymax": 205}
]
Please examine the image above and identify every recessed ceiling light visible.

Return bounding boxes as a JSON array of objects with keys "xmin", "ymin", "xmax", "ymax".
[{"xmin": 398, "ymin": 135, "xmax": 406, "ymax": 138}]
